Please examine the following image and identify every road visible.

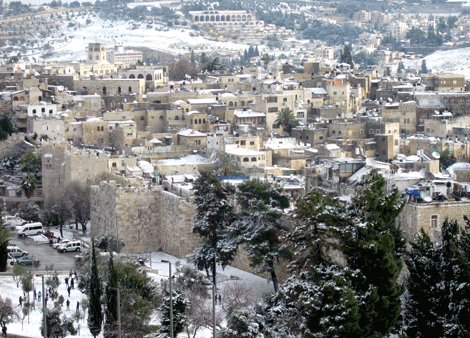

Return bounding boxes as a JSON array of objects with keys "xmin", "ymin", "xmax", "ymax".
[{"xmin": 9, "ymin": 235, "xmax": 77, "ymax": 273}]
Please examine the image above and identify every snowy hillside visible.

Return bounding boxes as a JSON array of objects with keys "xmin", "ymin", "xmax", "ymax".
[
  {"xmin": 35, "ymin": 14, "xmax": 251, "ymax": 63},
  {"xmin": 404, "ymin": 47, "xmax": 470, "ymax": 79}
]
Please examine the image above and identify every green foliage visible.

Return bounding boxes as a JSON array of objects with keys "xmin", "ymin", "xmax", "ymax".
[
  {"xmin": 0, "ymin": 222, "xmax": 10, "ymax": 272},
  {"xmin": 401, "ymin": 218, "xmax": 470, "ymax": 337},
  {"xmin": 159, "ymin": 289, "xmax": 187, "ymax": 338},
  {"xmin": 340, "ymin": 44, "xmax": 353, "ymax": 67},
  {"xmin": 216, "ymin": 154, "xmax": 238, "ymax": 177},
  {"xmin": 95, "ymin": 234, "xmax": 124, "ymax": 253},
  {"xmin": 274, "ymin": 107, "xmax": 299, "ymax": 136},
  {"xmin": 232, "ymin": 179, "xmax": 291, "ymax": 292},
  {"xmin": 187, "ymin": 170, "xmax": 237, "ymax": 285},
  {"xmin": 88, "ymin": 241, "xmax": 102, "ymax": 337},
  {"xmin": 421, "ymin": 60, "xmax": 428, "ymax": 74},
  {"xmin": 440, "ymin": 148, "xmax": 457, "ymax": 170},
  {"xmin": 21, "ymin": 173, "xmax": 37, "ymax": 199},
  {"xmin": 302, "ymin": 21, "xmax": 362, "ymax": 45},
  {"xmin": 0, "ymin": 115, "xmax": 15, "ymax": 140},
  {"xmin": 353, "ymin": 52, "xmax": 376, "ymax": 68},
  {"xmin": 40, "ymin": 305, "xmax": 77, "ymax": 338},
  {"xmin": 17, "ymin": 201, "xmax": 41, "ymax": 222},
  {"xmin": 20, "ymin": 151, "xmax": 41, "ymax": 179}
]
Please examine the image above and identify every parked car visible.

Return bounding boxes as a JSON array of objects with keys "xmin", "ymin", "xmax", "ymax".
[
  {"xmin": 7, "ymin": 245, "xmax": 28, "ymax": 258},
  {"xmin": 58, "ymin": 240, "xmax": 82, "ymax": 253},
  {"xmin": 3, "ymin": 223, "xmax": 16, "ymax": 230},
  {"xmin": 7, "ymin": 253, "xmax": 17, "ymax": 266},
  {"xmin": 17, "ymin": 256, "xmax": 39, "ymax": 266},
  {"xmin": 17, "ymin": 222, "xmax": 43, "ymax": 237},
  {"xmin": 53, "ymin": 239, "xmax": 70, "ymax": 250},
  {"xmin": 2, "ymin": 214, "xmax": 25, "ymax": 227}
]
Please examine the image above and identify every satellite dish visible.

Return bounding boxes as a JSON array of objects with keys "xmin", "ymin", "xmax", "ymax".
[{"xmin": 432, "ymin": 152, "xmax": 441, "ymax": 159}]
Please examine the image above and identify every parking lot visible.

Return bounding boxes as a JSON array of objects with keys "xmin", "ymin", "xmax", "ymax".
[{"xmin": 9, "ymin": 234, "xmax": 77, "ymax": 272}]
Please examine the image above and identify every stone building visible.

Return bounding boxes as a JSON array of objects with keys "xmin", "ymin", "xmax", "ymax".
[
  {"xmin": 42, "ymin": 143, "xmax": 108, "ymax": 205},
  {"xmin": 399, "ymin": 200, "xmax": 470, "ymax": 242}
]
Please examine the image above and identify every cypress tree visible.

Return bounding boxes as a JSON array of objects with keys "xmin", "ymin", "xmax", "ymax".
[
  {"xmin": 421, "ymin": 60, "xmax": 428, "ymax": 74},
  {"xmin": 88, "ymin": 241, "xmax": 103, "ymax": 338},
  {"xmin": 104, "ymin": 252, "xmax": 118, "ymax": 338}
]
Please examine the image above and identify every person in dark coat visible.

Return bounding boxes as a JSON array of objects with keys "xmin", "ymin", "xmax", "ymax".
[{"xmin": 76, "ymin": 301, "xmax": 80, "ymax": 312}]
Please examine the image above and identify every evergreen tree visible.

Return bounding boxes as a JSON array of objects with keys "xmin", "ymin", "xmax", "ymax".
[
  {"xmin": 104, "ymin": 253, "xmax": 118, "ymax": 338},
  {"xmin": 231, "ymin": 179, "xmax": 291, "ymax": 292},
  {"xmin": 341, "ymin": 172, "xmax": 405, "ymax": 337},
  {"xmin": 88, "ymin": 241, "xmax": 103, "ymax": 338},
  {"xmin": 187, "ymin": 170, "xmax": 237, "ymax": 286},
  {"xmin": 159, "ymin": 289, "xmax": 187, "ymax": 338},
  {"xmin": 421, "ymin": 59, "xmax": 428, "ymax": 74},
  {"xmin": 248, "ymin": 45, "xmax": 254, "ymax": 58},
  {"xmin": 341, "ymin": 44, "xmax": 353, "ymax": 67},
  {"xmin": 402, "ymin": 219, "xmax": 470, "ymax": 337},
  {"xmin": 254, "ymin": 45, "xmax": 259, "ymax": 57},
  {"xmin": 0, "ymin": 222, "xmax": 10, "ymax": 272}
]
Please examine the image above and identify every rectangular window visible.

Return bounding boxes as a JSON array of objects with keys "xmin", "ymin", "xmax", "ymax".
[
  {"xmin": 431, "ymin": 215, "xmax": 438, "ymax": 229},
  {"xmin": 268, "ymin": 107, "xmax": 278, "ymax": 113}
]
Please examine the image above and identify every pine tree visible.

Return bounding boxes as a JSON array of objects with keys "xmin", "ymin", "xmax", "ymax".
[
  {"xmin": 159, "ymin": 289, "xmax": 187, "ymax": 338},
  {"xmin": 187, "ymin": 170, "xmax": 237, "ymax": 286},
  {"xmin": 397, "ymin": 61, "xmax": 405, "ymax": 74},
  {"xmin": 248, "ymin": 45, "xmax": 254, "ymax": 58},
  {"xmin": 254, "ymin": 45, "xmax": 259, "ymax": 57},
  {"xmin": 231, "ymin": 179, "xmax": 291, "ymax": 292},
  {"xmin": 342, "ymin": 172, "xmax": 405, "ymax": 337},
  {"xmin": 88, "ymin": 241, "xmax": 102, "ymax": 338},
  {"xmin": 401, "ymin": 219, "xmax": 470, "ymax": 337},
  {"xmin": 341, "ymin": 44, "xmax": 353, "ymax": 67},
  {"xmin": 421, "ymin": 59, "xmax": 428, "ymax": 74},
  {"xmin": 104, "ymin": 253, "xmax": 118, "ymax": 338}
]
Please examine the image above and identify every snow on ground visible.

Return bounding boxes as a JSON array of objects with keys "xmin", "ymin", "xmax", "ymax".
[
  {"xmin": 2, "ymin": 230, "xmax": 273, "ymax": 338},
  {"xmin": 403, "ymin": 47, "xmax": 470, "ymax": 79},
  {"xmin": 44, "ymin": 15, "xmax": 251, "ymax": 62}
]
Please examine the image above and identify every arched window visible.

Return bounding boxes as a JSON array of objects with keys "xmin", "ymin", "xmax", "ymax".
[
  {"xmin": 129, "ymin": 74, "xmax": 135, "ymax": 79},
  {"xmin": 32, "ymin": 109, "xmax": 37, "ymax": 114},
  {"xmin": 146, "ymin": 74, "xmax": 152, "ymax": 80},
  {"xmin": 194, "ymin": 119, "xmax": 198, "ymax": 124},
  {"xmin": 118, "ymin": 87, "xmax": 121, "ymax": 94},
  {"xmin": 101, "ymin": 126, "xmax": 104, "ymax": 131},
  {"xmin": 41, "ymin": 108, "xmax": 45, "ymax": 113},
  {"xmin": 175, "ymin": 116, "xmax": 179, "ymax": 120},
  {"xmin": 49, "ymin": 110, "xmax": 53, "ymax": 114},
  {"xmin": 195, "ymin": 15, "xmax": 199, "ymax": 21},
  {"xmin": 128, "ymin": 87, "xmax": 132, "ymax": 93},
  {"xmin": 138, "ymin": 74, "xmax": 144, "ymax": 79},
  {"xmin": 140, "ymin": 116, "xmax": 145, "ymax": 121},
  {"xmin": 203, "ymin": 119, "xmax": 205, "ymax": 124},
  {"xmin": 103, "ymin": 87, "xmax": 107, "ymax": 95},
  {"xmin": 243, "ymin": 158, "xmax": 249, "ymax": 162},
  {"xmin": 199, "ymin": 119, "xmax": 202, "ymax": 124},
  {"xmin": 229, "ymin": 101, "xmax": 233, "ymax": 107},
  {"xmin": 97, "ymin": 126, "xmax": 100, "ymax": 131}
]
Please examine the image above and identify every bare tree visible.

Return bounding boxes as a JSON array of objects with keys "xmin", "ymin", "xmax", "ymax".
[
  {"xmin": 221, "ymin": 281, "xmax": 257, "ymax": 316},
  {"xmin": 65, "ymin": 181, "xmax": 91, "ymax": 234},
  {"xmin": 0, "ymin": 297, "xmax": 19, "ymax": 328},
  {"xmin": 169, "ymin": 56, "xmax": 199, "ymax": 81},
  {"xmin": 185, "ymin": 293, "xmax": 223, "ymax": 338},
  {"xmin": 109, "ymin": 129, "xmax": 124, "ymax": 155},
  {"xmin": 44, "ymin": 193, "xmax": 72, "ymax": 238}
]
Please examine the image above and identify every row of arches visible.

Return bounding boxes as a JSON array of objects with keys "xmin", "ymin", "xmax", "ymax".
[
  {"xmin": 123, "ymin": 73, "xmax": 162, "ymax": 81},
  {"xmin": 194, "ymin": 14, "xmax": 251, "ymax": 22}
]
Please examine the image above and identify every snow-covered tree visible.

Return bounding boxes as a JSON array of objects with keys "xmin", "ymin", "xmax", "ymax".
[
  {"xmin": 341, "ymin": 172, "xmax": 405, "ymax": 337},
  {"xmin": 231, "ymin": 179, "xmax": 290, "ymax": 292},
  {"xmin": 187, "ymin": 170, "xmax": 237, "ymax": 286},
  {"xmin": 220, "ymin": 306, "xmax": 266, "ymax": 338},
  {"xmin": 158, "ymin": 289, "xmax": 187, "ymax": 338},
  {"xmin": 401, "ymin": 219, "xmax": 470, "ymax": 337},
  {"xmin": 104, "ymin": 252, "xmax": 118, "ymax": 338}
]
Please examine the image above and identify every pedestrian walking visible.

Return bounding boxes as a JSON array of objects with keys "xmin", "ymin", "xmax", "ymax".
[
  {"xmin": 66, "ymin": 299, "xmax": 70, "ymax": 310},
  {"xmin": 18, "ymin": 296, "xmax": 22, "ymax": 307},
  {"xmin": 69, "ymin": 269, "xmax": 73, "ymax": 278},
  {"xmin": 74, "ymin": 270, "xmax": 77, "ymax": 278},
  {"xmin": 67, "ymin": 286, "xmax": 71, "ymax": 297},
  {"xmin": 33, "ymin": 289, "xmax": 37, "ymax": 301},
  {"xmin": 76, "ymin": 301, "xmax": 80, "ymax": 312},
  {"xmin": 70, "ymin": 278, "xmax": 74, "ymax": 289},
  {"xmin": 2, "ymin": 324, "xmax": 7, "ymax": 338},
  {"xmin": 65, "ymin": 277, "xmax": 69, "ymax": 286},
  {"xmin": 38, "ymin": 291, "xmax": 41, "ymax": 302}
]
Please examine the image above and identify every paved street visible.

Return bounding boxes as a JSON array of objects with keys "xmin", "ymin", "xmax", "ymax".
[{"xmin": 9, "ymin": 234, "xmax": 77, "ymax": 272}]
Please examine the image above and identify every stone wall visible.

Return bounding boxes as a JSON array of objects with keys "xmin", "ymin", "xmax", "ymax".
[{"xmin": 399, "ymin": 200, "xmax": 470, "ymax": 242}]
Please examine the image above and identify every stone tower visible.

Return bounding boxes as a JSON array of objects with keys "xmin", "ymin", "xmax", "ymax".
[{"xmin": 88, "ymin": 43, "xmax": 106, "ymax": 64}]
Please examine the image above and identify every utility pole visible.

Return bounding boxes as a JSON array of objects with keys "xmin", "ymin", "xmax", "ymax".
[
  {"xmin": 117, "ymin": 288, "xmax": 121, "ymax": 338},
  {"xmin": 213, "ymin": 256, "xmax": 216, "ymax": 338}
]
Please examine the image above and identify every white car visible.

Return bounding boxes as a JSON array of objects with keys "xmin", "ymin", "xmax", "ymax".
[
  {"xmin": 2, "ymin": 214, "xmax": 25, "ymax": 227},
  {"xmin": 53, "ymin": 239, "xmax": 70, "ymax": 250}
]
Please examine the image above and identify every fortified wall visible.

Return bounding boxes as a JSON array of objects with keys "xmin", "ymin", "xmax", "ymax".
[{"xmin": 90, "ymin": 180, "xmax": 201, "ymax": 257}]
